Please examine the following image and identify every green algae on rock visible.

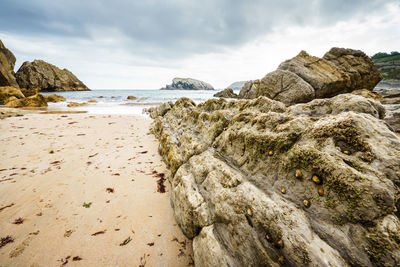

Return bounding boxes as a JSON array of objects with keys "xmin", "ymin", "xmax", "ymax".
[{"xmin": 148, "ymin": 93, "xmax": 400, "ymax": 267}]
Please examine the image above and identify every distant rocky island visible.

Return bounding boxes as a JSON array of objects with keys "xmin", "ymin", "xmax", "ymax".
[
  {"xmin": 161, "ymin": 78, "xmax": 214, "ymax": 90},
  {"xmin": 149, "ymin": 47, "xmax": 400, "ymax": 266},
  {"xmin": 227, "ymin": 81, "xmax": 247, "ymax": 90},
  {"xmin": 1, "ymin": 39, "xmax": 88, "ymax": 109}
]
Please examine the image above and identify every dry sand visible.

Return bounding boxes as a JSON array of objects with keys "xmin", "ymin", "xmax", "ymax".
[{"xmin": 0, "ymin": 114, "xmax": 193, "ymax": 266}]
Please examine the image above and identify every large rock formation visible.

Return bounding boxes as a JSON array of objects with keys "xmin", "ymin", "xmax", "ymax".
[
  {"xmin": 0, "ymin": 86, "xmax": 25, "ymax": 105},
  {"xmin": 0, "ymin": 40, "xmax": 19, "ymax": 88},
  {"xmin": 214, "ymin": 88, "xmax": 238, "ymax": 98},
  {"xmin": 161, "ymin": 78, "xmax": 214, "ymax": 90},
  {"xmin": 15, "ymin": 60, "xmax": 89, "ymax": 92},
  {"xmin": 149, "ymin": 94, "xmax": 400, "ymax": 267},
  {"xmin": 239, "ymin": 48, "xmax": 382, "ymax": 105}
]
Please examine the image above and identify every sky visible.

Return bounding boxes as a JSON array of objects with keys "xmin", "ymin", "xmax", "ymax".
[{"xmin": 0, "ymin": 0, "xmax": 399, "ymax": 89}]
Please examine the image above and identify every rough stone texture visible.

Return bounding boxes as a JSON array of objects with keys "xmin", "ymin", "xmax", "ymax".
[
  {"xmin": 239, "ymin": 48, "xmax": 382, "ymax": 105},
  {"xmin": 127, "ymin": 95, "xmax": 137, "ymax": 100},
  {"xmin": 161, "ymin": 78, "xmax": 214, "ymax": 90},
  {"xmin": 0, "ymin": 40, "xmax": 19, "ymax": 88},
  {"xmin": 0, "ymin": 86, "xmax": 25, "ymax": 105},
  {"xmin": 15, "ymin": 60, "xmax": 89, "ymax": 92},
  {"xmin": 6, "ymin": 94, "xmax": 48, "ymax": 108},
  {"xmin": 149, "ymin": 94, "xmax": 400, "ymax": 267},
  {"xmin": 214, "ymin": 88, "xmax": 238, "ymax": 98},
  {"xmin": 239, "ymin": 70, "xmax": 315, "ymax": 105},
  {"xmin": 44, "ymin": 94, "xmax": 66, "ymax": 103}
]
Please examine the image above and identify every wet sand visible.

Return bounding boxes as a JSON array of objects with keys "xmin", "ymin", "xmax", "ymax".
[{"xmin": 0, "ymin": 114, "xmax": 193, "ymax": 266}]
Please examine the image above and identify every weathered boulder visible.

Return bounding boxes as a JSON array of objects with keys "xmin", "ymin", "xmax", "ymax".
[
  {"xmin": 149, "ymin": 94, "xmax": 400, "ymax": 267},
  {"xmin": 0, "ymin": 40, "xmax": 19, "ymax": 88},
  {"xmin": 44, "ymin": 94, "xmax": 66, "ymax": 103},
  {"xmin": 127, "ymin": 95, "xmax": 137, "ymax": 100},
  {"xmin": 161, "ymin": 78, "xmax": 214, "ymax": 90},
  {"xmin": 6, "ymin": 94, "xmax": 48, "ymax": 108},
  {"xmin": 239, "ymin": 70, "xmax": 315, "ymax": 105},
  {"xmin": 15, "ymin": 60, "xmax": 89, "ymax": 92},
  {"xmin": 0, "ymin": 86, "xmax": 25, "ymax": 105},
  {"xmin": 214, "ymin": 88, "xmax": 238, "ymax": 98},
  {"xmin": 239, "ymin": 48, "xmax": 382, "ymax": 105}
]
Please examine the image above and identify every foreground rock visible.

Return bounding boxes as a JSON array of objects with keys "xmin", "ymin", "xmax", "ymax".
[
  {"xmin": 0, "ymin": 86, "xmax": 25, "ymax": 105},
  {"xmin": 161, "ymin": 78, "xmax": 214, "ymax": 90},
  {"xmin": 0, "ymin": 40, "xmax": 19, "ymax": 88},
  {"xmin": 213, "ymin": 88, "xmax": 238, "ymax": 98},
  {"xmin": 6, "ymin": 94, "xmax": 47, "ymax": 108},
  {"xmin": 15, "ymin": 60, "xmax": 89, "ymax": 92},
  {"xmin": 239, "ymin": 48, "xmax": 382, "ymax": 105},
  {"xmin": 149, "ymin": 94, "xmax": 400, "ymax": 266}
]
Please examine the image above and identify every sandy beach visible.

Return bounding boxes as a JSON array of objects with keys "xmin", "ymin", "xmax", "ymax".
[{"xmin": 0, "ymin": 114, "xmax": 193, "ymax": 266}]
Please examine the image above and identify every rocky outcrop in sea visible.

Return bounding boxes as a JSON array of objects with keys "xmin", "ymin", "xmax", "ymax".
[
  {"xmin": 15, "ymin": 60, "xmax": 89, "ymax": 92},
  {"xmin": 161, "ymin": 78, "xmax": 214, "ymax": 90},
  {"xmin": 213, "ymin": 88, "xmax": 238, "ymax": 98},
  {"xmin": 149, "ymin": 47, "xmax": 400, "ymax": 266}
]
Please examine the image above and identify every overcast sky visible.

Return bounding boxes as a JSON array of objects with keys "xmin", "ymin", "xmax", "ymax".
[{"xmin": 1, "ymin": 0, "xmax": 399, "ymax": 89}]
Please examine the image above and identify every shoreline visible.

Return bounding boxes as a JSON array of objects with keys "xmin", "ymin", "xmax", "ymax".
[{"xmin": 0, "ymin": 113, "xmax": 193, "ymax": 266}]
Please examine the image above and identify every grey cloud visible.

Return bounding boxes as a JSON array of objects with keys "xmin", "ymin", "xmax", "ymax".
[{"xmin": 0, "ymin": 0, "xmax": 397, "ymax": 59}]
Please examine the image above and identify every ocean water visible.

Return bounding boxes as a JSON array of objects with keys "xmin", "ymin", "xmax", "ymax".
[{"xmin": 41, "ymin": 89, "xmax": 231, "ymax": 116}]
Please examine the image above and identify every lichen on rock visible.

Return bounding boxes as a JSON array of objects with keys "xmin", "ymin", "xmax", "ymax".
[{"xmin": 149, "ymin": 93, "xmax": 400, "ymax": 266}]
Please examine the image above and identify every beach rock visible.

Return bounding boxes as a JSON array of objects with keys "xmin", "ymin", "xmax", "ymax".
[
  {"xmin": 127, "ymin": 95, "xmax": 137, "ymax": 100},
  {"xmin": 6, "ymin": 94, "xmax": 48, "ymax": 108},
  {"xmin": 161, "ymin": 78, "xmax": 214, "ymax": 90},
  {"xmin": 238, "ymin": 70, "xmax": 315, "ymax": 105},
  {"xmin": 44, "ymin": 94, "xmax": 66, "ymax": 103},
  {"xmin": 0, "ymin": 40, "xmax": 19, "ymax": 88},
  {"xmin": 15, "ymin": 60, "xmax": 89, "ymax": 92},
  {"xmin": 213, "ymin": 88, "xmax": 238, "ymax": 98},
  {"xmin": 149, "ymin": 94, "xmax": 400, "ymax": 267},
  {"xmin": 0, "ymin": 86, "xmax": 25, "ymax": 105},
  {"xmin": 67, "ymin": 102, "xmax": 88, "ymax": 107},
  {"xmin": 239, "ymin": 48, "xmax": 382, "ymax": 105}
]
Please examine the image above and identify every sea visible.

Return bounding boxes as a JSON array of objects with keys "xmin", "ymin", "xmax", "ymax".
[{"xmin": 41, "ymin": 89, "xmax": 233, "ymax": 116}]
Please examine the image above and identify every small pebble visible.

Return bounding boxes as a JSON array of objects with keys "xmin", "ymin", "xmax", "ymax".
[
  {"xmin": 281, "ymin": 187, "xmax": 286, "ymax": 194},
  {"xmin": 247, "ymin": 208, "xmax": 253, "ymax": 217},
  {"xmin": 303, "ymin": 199, "xmax": 311, "ymax": 208},
  {"xmin": 312, "ymin": 175, "xmax": 321, "ymax": 185},
  {"xmin": 268, "ymin": 150, "xmax": 274, "ymax": 156},
  {"xmin": 265, "ymin": 234, "xmax": 272, "ymax": 242},
  {"xmin": 274, "ymin": 239, "xmax": 284, "ymax": 248},
  {"xmin": 278, "ymin": 256, "xmax": 285, "ymax": 264},
  {"xmin": 318, "ymin": 186, "xmax": 325, "ymax": 196},
  {"xmin": 295, "ymin": 169, "xmax": 303, "ymax": 179}
]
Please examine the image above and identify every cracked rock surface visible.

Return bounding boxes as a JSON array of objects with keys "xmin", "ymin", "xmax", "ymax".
[{"xmin": 149, "ymin": 94, "xmax": 400, "ymax": 267}]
